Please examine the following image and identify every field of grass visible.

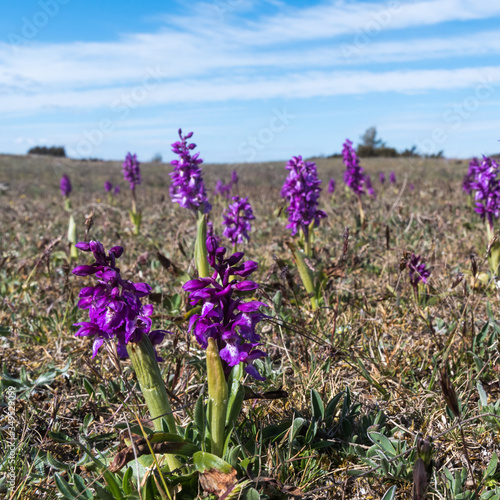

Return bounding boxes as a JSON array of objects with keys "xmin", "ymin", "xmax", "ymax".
[{"xmin": 1, "ymin": 152, "xmax": 500, "ymax": 499}]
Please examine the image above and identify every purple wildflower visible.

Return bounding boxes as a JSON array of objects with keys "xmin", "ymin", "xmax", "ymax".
[
  {"xmin": 379, "ymin": 172, "xmax": 386, "ymax": 184},
  {"xmin": 409, "ymin": 183, "xmax": 415, "ymax": 191},
  {"xmin": 408, "ymin": 253, "xmax": 431, "ymax": 289},
  {"xmin": 214, "ymin": 179, "xmax": 232, "ymax": 199},
  {"xmin": 60, "ymin": 174, "xmax": 72, "ymax": 198},
  {"xmin": 281, "ymin": 155, "xmax": 327, "ymax": 237},
  {"xmin": 342, "ymin": 139, "xmax": 365, "ymax": 195},
  {"xmin": 183, "ymin": 237, "xmax": 267, "ymax": 380},
  {"xmin": 328, "ymin": 178, "xmax": 336, "ymax": 194},
  {"xmin": 104, "ymin": 181, "xmax": 113, "ymax": 193},
  {"xmin": 170, "ymin": 129, "xmax": 211, "ymax": 213},
  {"xmin": 365, "ymin": 174, "xmax": 376, "ymax": 198},
  {"xmin": 462, "ymin": 157, "xmax": 480, "ymax": 194},
  {"xmin": 114, "ymin": 185, "xmax": 120, "ymax": 195},
  {"xmin": 72, "ymin": 241, "xmax": 167, "ymax": 360},
  {"xmin": 231, "ymin": 171, "xmax": 239, "ymax": 185},
  {"xmin": 122, "ymin": 153, "xmax": 141, "ymax": 191},
  {"xmin": 207, "ymin": 220, "xmax": 221, "ymax": 247},
  {"xmin": 390, "ymin": 171, "xmax": 396, "ymax": 184},
  {"xmin": 469, "ymin": 156, "xmax": 500, "ymax": 230},
  {"xmin": 222, "ymin": 196, "xmax": 255, "ymax": 246}
]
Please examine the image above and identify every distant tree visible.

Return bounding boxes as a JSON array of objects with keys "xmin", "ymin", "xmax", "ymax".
[
  {"xmin": 27, "ymin": 146, "xmax": 66, "ymax": 157},
  {"xmin": 357, "ymin": 127, "xmax": 388, "ymax": 157},
  {"xmin": 151, "ymin": 153, "xmax": 163, "ymax": 164},
  {"xmin": 360, "ymin": 126, "xmax": 384, "ymax": 150}
]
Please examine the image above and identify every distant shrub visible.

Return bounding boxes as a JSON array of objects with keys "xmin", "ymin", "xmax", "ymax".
[
  {"xmin": 27, "ymin": 146, "xmax": 66, "ymax": 157},
  {"xmin": 357, "ymin": 145, "xmax": 398, "ymax": 158}
]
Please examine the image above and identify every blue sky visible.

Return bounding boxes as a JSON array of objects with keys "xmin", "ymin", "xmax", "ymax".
[{"xmin": 1, "ymin": 0, "xmax": 500, "ymax": 163}]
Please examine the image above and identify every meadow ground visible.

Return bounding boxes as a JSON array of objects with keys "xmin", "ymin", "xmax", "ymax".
[{"xmin": 1, "ymin": 152, "xmax": 500, "ymax": 499}]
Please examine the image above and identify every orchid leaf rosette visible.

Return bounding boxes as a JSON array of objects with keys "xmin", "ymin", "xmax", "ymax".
[
  {"xmin": 170, "ymin": 129, "xmax": 212, "ymax": 277},
  {"xmin": 71, "ymin": 240, "xmax": 181, "ymax": 470},
  {"xmin": 183, "ymin": 236, "xmax": 267, "ymax": 457}
]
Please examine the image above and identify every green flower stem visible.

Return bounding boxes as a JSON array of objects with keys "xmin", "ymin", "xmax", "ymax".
[
  {"xmin": 68, "ymin": 214, "xmax": 78, "ymax": 260},
  {"xmin": 487, "ymin": 221, "xmax": 500, "ymax": 275},
  {"xmin": 129, "ymin": 189, "xmax": 141, "ymax": 235},
  {"xmin": 303, "ymin": 222, "xmax": 315, "ymax": 258},
  {"xmin": 357, "ymin": 195, "xmax": 365, "ymax": 227},
  {"xmin": 127, "ymin": 335, "xmax": 180, "ymax": 471},
  {"xmin": 195, "ymin": 212, "xmax": 210, "ymax": 278},
  {"xmin": 288, "ymin": 242, "xmax": 318, "ymax": 311},
  {"xmin": 206, "ymin": 338, "xmax": 228, "ymax": 458}
]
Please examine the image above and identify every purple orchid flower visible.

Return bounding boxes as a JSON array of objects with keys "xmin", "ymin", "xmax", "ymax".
[
  {"xmin": 281, "ymin": 155, "xmax": 326, "ymax": 237},
  {"xmin": 342, "ymin": 139, "xmax": 366, "ymax": 195},
  {"xmin": 222, "ymin": 196, "xmax": 255, "ymax": 246},
  {"xmin": 328, "ymin": 178, "xmax": 336, "ymax": 194},
  {"xmin": 169, "ymin": 129, "xmax": 211, "ymax": 213},
  {"xmin": 123, "ymin": 153, "xmax": 141, "ymax": 191},
  {"xmin": 408, "ymin": 253, "xmax": 431, "ymax": 289},
  {"xmin": 182, "ymin": 237, "xmax": 267, "ymax": 380},
  {"xmin": 467, "ymin": 156, "xmax": 500, "ymax": 231},
  {"xmin": 60, "ymin": 174, "xmax": 72, "ymax": 198},
  {"xmin": 72, "ymin": 241, "xmax": 168, "ymax": 360}
]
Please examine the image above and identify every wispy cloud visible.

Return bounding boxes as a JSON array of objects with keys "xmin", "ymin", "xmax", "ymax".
[{"xmin": 1, "ymin": 65, "xmax": 498, "ymax": 114}]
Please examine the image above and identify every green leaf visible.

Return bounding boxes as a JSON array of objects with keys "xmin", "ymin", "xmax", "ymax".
[
  {"xmin": 83, "ymin": 378, "xmax": 95, "ymax": 397},
  {"xmin": 93, "ymin": 482, "xmax": 116, "ymax": 500},
  {"xmin": 193, "ymin": 451, "xmax": 234, "ymax": 474},
  {"xmin": 289, "ymin": 417, "xmax": 305, "ymax": 444},
  {"xmin": 226, "ymin": 365, "xmax": 245, "ymax": 429},
  {"xmin": 102, "ymin": 470, "xmax": 124, "ymax": 500},
  {"xmin": 245, "ymin": 487, "xmax": 261, "ymax": 500},
  {"xmin": 310, "ymin": 389, "xmax": 324, "ymax": 421},
  {"xmin": 49, "ymin": 431, "xmax": 75, "ymax": 444},
  {"xmin": 485, "ymin": 453, "xmax": 498, "ymax": 480},
  {"xmin": 477, "ymin": 381, "xmax": 489, "ymax": 407},
  {"xmin": 194, "ymin": 390, "xmax": 205, "ymax": 437},
  {"xmin": 304, "ymin": 419, "xmax": 318, "ymax": 445},
  {"xmin": 73, "ymin": 473, "xmax": 93, "ymax": 499},
  {"xmin": 122, "ymin": 467, "xmax": 133, "ymax": 496},
  {"xmin": 325, "ymin": 392, "xmax": 343, "ymax": 425},
  {"xmin": 54, "ymin": 473, "xmax": 79, "ymax": 499},
  {"xmin": 46, "ymin": 451, "xmax": 71, "ymax": 471},
  {"xmin": 381, "ymin": 485, "xmax": 397, "ymax": 500},
  {"xmin": 368, "ymin": 432, "xmax": 396, "ymax": 457}
]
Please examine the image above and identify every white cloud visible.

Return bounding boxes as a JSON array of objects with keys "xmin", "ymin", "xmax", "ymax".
[{"xmin": 0, "ymin": 65, "xmax": 498, "ymax": 114}]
